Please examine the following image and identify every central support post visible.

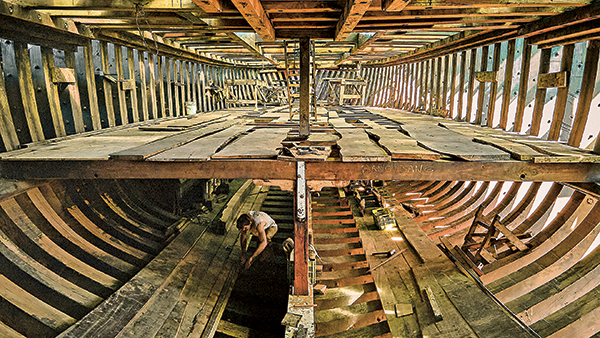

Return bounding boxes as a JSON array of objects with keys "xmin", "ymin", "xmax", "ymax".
[
  {"xmin": 299, "ymin": 37, "xmax": 311, "ymax": 138},
  {"xmin": 294, "ymin": 161, "xmax": 309, "ymax": 295}
]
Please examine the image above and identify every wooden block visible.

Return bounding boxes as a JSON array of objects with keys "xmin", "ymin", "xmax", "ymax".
[
  {"xmin": 314, "ymin": 284, "xmax": 327, "ymax": 295},
  {"xmin": 474, "ymin": 71, "xmax": 497, "ymax": 82},
  {"xmin": 281, "ymin": 312, "xmax": 302, "ymax": 327},
  {"xmin": 537, "ymin": 71, "xmax": 569, "ymax": 88},
  {"xmin": 395, "ymin": 303, "xmax": 413, "ymax": 317},
  {"xmin": 422, "ymin": 286, "xmax": 443, "ymax": 322}
]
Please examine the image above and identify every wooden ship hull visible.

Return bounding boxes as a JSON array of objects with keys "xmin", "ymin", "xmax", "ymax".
[{"xmin": 0, "ymin": 0, "xmax": 600, "ymax": 336}]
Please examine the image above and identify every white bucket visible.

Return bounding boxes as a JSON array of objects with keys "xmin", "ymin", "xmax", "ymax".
[{"xmin": 185, "ymin": 101, "xmax": 197, "ymax": 115}]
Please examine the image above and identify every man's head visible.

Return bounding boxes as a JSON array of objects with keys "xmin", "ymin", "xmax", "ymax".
[{"xmin": 237, "ymin": 213, "xmax": 252, "ymax": 231}]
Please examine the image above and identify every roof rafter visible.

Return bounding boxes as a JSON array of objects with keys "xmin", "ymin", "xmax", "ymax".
[{"xmin": 336, "ymin": 31, "xmax": 385, "ymax": 64}]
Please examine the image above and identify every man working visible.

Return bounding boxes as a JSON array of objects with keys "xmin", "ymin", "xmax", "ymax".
[{"xmin": 236, "ymin": 211, "xmax": 278, "ymax": 269}]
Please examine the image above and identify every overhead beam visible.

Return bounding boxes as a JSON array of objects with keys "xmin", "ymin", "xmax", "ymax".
[
  {"xmin": 230, "ymin": 0, "xmax": 275, "ymax": 41},
  {"xmin": 335, "ymin": 0, "xmax": 375, "ymax": 41},
  {"xmin": 382, "ymin": 0, "xmax": 411, "ymax": 12},
  {"xmin": 1, "ymin": 160, "xmax": 599, "ymax": 183},
  {"xmin": 192, "ymin": 0, "xmax": 224, "ymax": 13},
  {"xmin": 336, "ymin": 31, "xmax": 385, "ymax": 65},
  {"xmin": 227, "ymin": 32, "xmax": 277, "ymax": 65}
]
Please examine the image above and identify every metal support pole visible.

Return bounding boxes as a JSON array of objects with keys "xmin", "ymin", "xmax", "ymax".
[{"xmin": 294, "ymin": 161, "xmax": 309, "ymax": 295}]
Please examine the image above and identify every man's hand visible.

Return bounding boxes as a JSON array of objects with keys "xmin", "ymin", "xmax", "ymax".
[
  {"xmin": 240, "ymin": 256, "xmax": 247, "ymax": 266},
  {"xmin": 244, "ymin": 257, "xmax": 253, "ymax": 270}
]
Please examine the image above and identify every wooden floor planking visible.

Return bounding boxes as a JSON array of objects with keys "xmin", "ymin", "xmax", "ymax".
[
  {"xmin": 211, "ymin": 128, "xmax": 289, "ymax": 159},
  {"xmin": 110, "ymin": 121, "xmax": 241, "ymax": 161},
  {"xmin": 336, "ymin": 129, "xmax": 391, "ymax": 162},
  {"xmin": 139, "ymin": 112, "xmax": 232, "ymax": 131},
  {"xmin": 400, "ymin": 124, "xmax": 511, "ymax": 161},
  {"xmin": 365, "ymin": 129, "xmax": 441, "ymax": 160}
]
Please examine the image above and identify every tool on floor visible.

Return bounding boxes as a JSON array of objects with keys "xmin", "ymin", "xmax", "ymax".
[
  {"xmin": 372, "ymin": 249, "xmax": 396, "ymax": 258},
  {"xmin": 367, "ymin": 249, "xmax": 407, "ymax": 273}
]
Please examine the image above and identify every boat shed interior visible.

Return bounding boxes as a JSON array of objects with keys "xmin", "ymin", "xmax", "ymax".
[{"xmin": 1, "ymin": 0, "xmax": 600, "ymax": 337}]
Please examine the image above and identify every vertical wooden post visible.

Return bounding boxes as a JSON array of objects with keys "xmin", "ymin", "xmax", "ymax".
[
  {"xmin": 174, "ymin": 60, "xmax": 181, "ymax": 116},
  {"xmin": 435, "ymin": 57, "xmax": 442, "ymax": 110},
  {"xmin": 500, "ymin": 39, "xmax": 517, "ymax": 130},
  {"xmin": 148, "ymin": 54, "xmax": 158, "ymax": 119},
  {"xmin": 424, "ymin": 60, "xmax": 431, "ymax": 110},
  {"xmin": 299, "ymin": 37, "xmax": 311, "ymax": 138},
  {"xmin": 294, "ymin": 161, "xmax": 309, "ymax": 295},
  {"xmin": 530, "ymin": 47, "xmax": 552, "ymax": 136},
  {"xmin": 412, "ymin": 62, "xmax": 418, "ymax": 109},
  {"xmin": 514, "ymin": 40, "xmax": 533, "ymax": 132},
  {"xmin": 157, "ymin": 56, "xmax": 167, "ymax": 117},
  {"xmin": 114, "ymin": 45, "xmax": 129, "ymax": 125},
  {"xmin": 126, "ymin": 48, "xmax": 139, "ymax": 122},
  {"xmin": 449, "ymin": 53, "xmax": 457, "ymax": 118},
  {"xmin": 457, "ymin": 51, "xmax": 467, "ymax": 120},
  {"xmin": 475, "ymin": 45, "xmax": 489, "ymax": 125},
  {"xmin": 487, "ymin": 42, "xmax": 502, "ymax": 127},
  {"xmin": 548, "ymin": 44, "xmax": 575, "ymax": 141},
  {"xmin": 100, "ymin": 42, "xmax": 116, "ymax": 127},
  {"xmin": 41, "ymin": 47, "xmax": 66, "ymax": 137},
  {"xmin": 466, "ymin": 48, "xmax": 477, "ymax": 122},
  {"xmin": 569, "ymin": 40, "xmax": 600, "ymax": 148},
  {"xmin": 14, "ymin": 41, "xmax": 45, "ymax": 142},
  {"xmin": 83, "ymin": 41, "xmax": 101, "ymax": 130},
  {"xmin": 0, "ymin": 55, "xmax": 20, "ymax": 150},
  {"xmin": 166, "ymin": 58, "xmax": 174, "ymax": 116},
  {"xmin": 420, "ymin": 61, "xmax": 426, "ymax": 109},
  {"xmin": 442, "ymin": 55, "xmax": 450, "ymax": 112},
  {"xmin": 138, "ymin": 51, "xmax": 149, "ymax": 121},
  {"xmin": 64, "ymin": 50, "xmax": 85, "ymax": 133}
]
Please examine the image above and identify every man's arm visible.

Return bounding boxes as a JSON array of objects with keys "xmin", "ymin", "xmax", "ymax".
[
  {"xmin": 246, "ymin": 222, "xmax": 267, "ymax": 268},
  {"xmin": 240, "ymin": 230, "xmax": 248, "ymax": 264}
]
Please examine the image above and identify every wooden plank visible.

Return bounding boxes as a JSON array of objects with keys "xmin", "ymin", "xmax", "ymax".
[
  {"xmin": 457, "ymin": 51, "xmax": 467, "ymax": 120},
  {"xmin": 365, "ymin": 129, "xmax": 441, "ymax": 160},
  {"xmin": 336, "ymin": 129, "xmax": 391, "ymax": 162},
  {"xmin": 110, "ymin": 120, "xmax": 240, "ymax": 161},
  {"xmin": 14, "ymin": 41, "xmax": 45, "ymax": 142},
  {"xmin": 211, "ymin": 127, "xmax": 288, "ymax": 159},
  {"xmin": 516, "ymin": 139, "xmax": 600, "ymax": 163},
  {"xmin": 466, "ymin": 48, "xmax": 477, "ymax": 122},
  {"xmin": 51, "ymin": 67, "xmax": 76, "ymax": 83},
  {"xmin": 473, "ymin": 136, "xmax": 546, "ymax": 161},
  {"xmin": 400, "ymin": 124, "xmax": 511, "ymax": 161},
  {"xmin": 2, "ymin": 129, "xmax": 176, "ymax": 161},
  {"xmin": 139, "ymin": 112, "xmax": 230, "ymax": 131},
  {"xmin": 299, "ymin": 37, "xmax": 310, "ymax": 137}
]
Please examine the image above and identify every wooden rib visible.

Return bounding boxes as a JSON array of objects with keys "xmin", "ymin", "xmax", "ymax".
[
  {"xmin": 513, "ymin": 40, "xmax": 532, "ymax": 132},
  {"xmin": 335, "ymin": 0, "xmax": 375, "ymax": 41},
  {"xmin": 568, "ymin": 39, "xmax": 599, "ymax": 147},
  {"xmin": 420, "ymin": 182, "xmax": 489, "ymax": 229},
  {"xmin": 27, "ymin": 187, "xmax": 137, "ymax": 277},
  {"xmin": 230, "ymin": 0, "xmax": 275, "ymax": 41},
  {"xmin": 493, "ymin": 203, "xmax": 600, "ymax": 303},
  {"xmin": 40, "ymin": 47, "xmax": 67, "ymax": 138},
  {"xmin": 475, "ymin": 45, "xmax": 489, "ymax": 125},
  {"xmin": 14, "ymin": 41, "xmax": 45, "ymax": 142},
  {"xmin": 83, "ymin": 41, "xmax": 102, "ymax": 130},
  {"xmin": 481, "ymin": 191, "xmax": 588, "ymax": 285},
  {"xmin": 547, "ymin": 44, "xmax": 575, "ymax": 141}
]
